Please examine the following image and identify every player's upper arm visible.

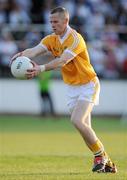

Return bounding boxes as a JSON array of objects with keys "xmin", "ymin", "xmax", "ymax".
[{"xmin": 40, "ymin": 35, "xmax": 51, "ymax": 52}]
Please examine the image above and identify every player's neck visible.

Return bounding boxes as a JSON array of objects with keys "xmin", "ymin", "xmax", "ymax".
[{"xmin": 59, "ymin": 25, "xmax": 70, "ymax": 39}]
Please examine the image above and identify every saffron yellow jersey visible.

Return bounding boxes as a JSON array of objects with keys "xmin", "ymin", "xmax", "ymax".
[{"xmin": 40, "ymin": 26, "xmax": 96, "ymax": 85}]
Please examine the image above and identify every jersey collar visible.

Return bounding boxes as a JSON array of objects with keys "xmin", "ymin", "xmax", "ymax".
[{"xmin": 58, "ymin": 25, "xmax": 71, "ymax": 44}]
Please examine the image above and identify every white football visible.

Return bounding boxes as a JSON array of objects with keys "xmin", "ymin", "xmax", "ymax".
[{"xmin": 11, "ymin": 56, "xmax": 33, "ymax": 79}]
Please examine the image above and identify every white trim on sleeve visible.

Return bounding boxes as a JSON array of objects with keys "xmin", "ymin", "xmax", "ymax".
[
  {"xmin": 39, "ymin": 43, "xmax": 48, "ymax": 51},
  {"xmin": 64, "ymin": 49, "xmax": 77, "ymax": 57}
]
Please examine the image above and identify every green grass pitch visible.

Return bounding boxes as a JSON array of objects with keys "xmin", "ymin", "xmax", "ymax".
[{"xmin": 0, "ymin": 115, "xmax": 127, "ymax": 180}]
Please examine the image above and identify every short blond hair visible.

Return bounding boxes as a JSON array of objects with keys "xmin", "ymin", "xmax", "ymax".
[{"xmin": 50, "ymin": 7, "xmax": 69, "ymax": 20}]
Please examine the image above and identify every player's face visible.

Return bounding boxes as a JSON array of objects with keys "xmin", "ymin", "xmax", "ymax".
[{"xmin": 50, "ymin": 13, "xmax": 67, "ymax": 36}]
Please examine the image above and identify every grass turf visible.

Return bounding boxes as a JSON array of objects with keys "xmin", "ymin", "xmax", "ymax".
[{"xmin": 0, "ymin": 115, "xmax": 127, "ymax": 180}]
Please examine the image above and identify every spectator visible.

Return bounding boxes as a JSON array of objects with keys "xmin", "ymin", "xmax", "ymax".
[
  {"xmin": 0, "ymin": 30, "xmax": 18, "ymax": 76},
  {"xmin": 9, "ymin": 0, "xmax": 31, "ymax": 27},
  {"xmin": 103, "ymin": 45, "xmax": 119, "ymax": 79},
  {"xmin": 24, "ymin": 29, "xmax": 42, "ymax": 47},
  {"xmin": 88, "ymin": 41, "xmax": 107, "ymax": 78},
  {"xmin": 113, "ymin": 41, "xmax": 127, "ymax": 76},
  {"xmin": 0, "ymin": 0, "xmax": 9, "ymax": 25},
  {"xmin": 61, "ymin": 0, "xmax": 76, "ymax": 20},
  {"xmin": 15, "ymin": 0, "xmax": 32, "ymax": 13},
  {"xmin": 30, "ymin": 0, "xmax": 43, "ymax": 24},
  {"xmin": 41, "ymin": 0, "xmax": 55, "ymax": 34}
]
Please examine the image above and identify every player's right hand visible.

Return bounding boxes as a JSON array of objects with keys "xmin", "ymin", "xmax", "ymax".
[{"xmin": 26, "ymin": 61, "xmax": 41, "ymax": 79}]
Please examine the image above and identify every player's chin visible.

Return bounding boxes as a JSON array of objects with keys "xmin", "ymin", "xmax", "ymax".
[{"xmin": 53, "ymin": 30, "xmax": 59, "ymax": 35}]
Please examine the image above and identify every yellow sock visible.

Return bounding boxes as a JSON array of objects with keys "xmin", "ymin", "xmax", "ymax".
[{"xmin": 89, "ymin": 139, "xmax": 104, "ymax": 156}]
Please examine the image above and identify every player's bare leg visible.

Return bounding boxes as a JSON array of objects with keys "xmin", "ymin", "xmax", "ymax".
[
  {"xmin": 71, "ymin": 100, "xmax": 117, "ymax": 173},
  {"xmin": 71, "ymin": 101, "xmax": 98, "ymax": 145}
]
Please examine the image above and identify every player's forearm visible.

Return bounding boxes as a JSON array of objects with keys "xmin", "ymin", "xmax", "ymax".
[
  {"xmin": 40, "ymin": 52, "xmax": 74, "ymax": 72},
  {"xmin": 44, "ymin": 57, "xmax": 65, "ymax": 71},
  {"xmin": 20, "ymin": 45, "xmax": 47, "ymax": 60},
  {"xmin": 21, "ymin": 48, "xmax": 39, "ymax": 59}
]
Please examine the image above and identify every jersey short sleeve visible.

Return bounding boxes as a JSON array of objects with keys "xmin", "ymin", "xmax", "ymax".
[
  {"xmin": 40, "ymin": 35, "xmax": 51, "ymax": 51},
  {"xmin": 65, "ymin": 32, "xmax": 86, "ymax": 57}
]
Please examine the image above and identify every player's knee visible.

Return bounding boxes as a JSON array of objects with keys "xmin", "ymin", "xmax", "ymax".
[
  {"xmin": 71, "ymin": 115, "xmax": 89, "ymax": 129},
  {"xmin": 71, "ymin": 114, "xmax": 77, "ymax": 124},
  {"xmin": 71, "ymin": 115, "xmax": 82, "ymax": 127}
]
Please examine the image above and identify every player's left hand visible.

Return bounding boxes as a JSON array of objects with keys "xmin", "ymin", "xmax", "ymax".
[{"xmin": 26, "ymin": 61, "xmax": 41, "ymax": 79}]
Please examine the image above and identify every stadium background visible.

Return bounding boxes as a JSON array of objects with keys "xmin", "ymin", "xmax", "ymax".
[
  {"xmin": 0, "ymin": 0, "xmax": 127, "ymax": 115},
  {"xmin": 0, "ymin": 0, "xmax": 127, "ymax": 179}
]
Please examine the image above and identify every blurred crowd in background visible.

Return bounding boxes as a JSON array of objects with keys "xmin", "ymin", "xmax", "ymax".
[{"xmin": 0, "ymin": 0, "xmax": 127, "ymax": 79}]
